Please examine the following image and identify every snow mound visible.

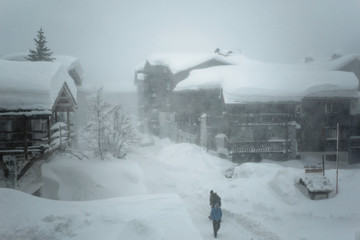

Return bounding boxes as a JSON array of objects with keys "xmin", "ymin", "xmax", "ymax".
[
  {"xmin": 268, "ymin": 169, "xmax": 303, "ymax": 205},
  {"xmin": 230, "ymin": 163, "xmax": 304, "ymax": 206},
  {"xmin": 42, "ymin": 153, "xmax": 147, "ymax": 200},
  {"xmin": 0, "ymin": 189, "xmax": 202, "ymax": 240},
  {"xmin": 157, "ymin": 143, "xmax": 228, "ymax": 171},
  {"xmin": 232, "ymin": 162, "xmax": 280, "ymax": 178}
]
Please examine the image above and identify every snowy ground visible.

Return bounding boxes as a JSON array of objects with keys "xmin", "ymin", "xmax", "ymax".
[{"xmin": 1, "ymin": 138, "xmax": 360, "ymax": 240}]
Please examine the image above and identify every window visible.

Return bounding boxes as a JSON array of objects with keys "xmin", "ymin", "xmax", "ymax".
[
  {"xmin": 166, "ymin": 82, "xmax": 171, "ymax": 91},
  {"xmin": 326, "ymin": 127, "xmax": 337, "ymax": 139},
  {"xmin": 325, "ymin": 102, "xmax": 338, "ymax": 113},
  {"xmin": 40, "ymin": 120, "xmax": 47, "ymax": 132},
  {"xmin": 326, "ymin": 126, "xmax": 346, "ymax": 140}
]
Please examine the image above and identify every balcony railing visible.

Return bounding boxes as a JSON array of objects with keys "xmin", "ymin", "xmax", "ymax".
[
  {"xmin": 350, "ymin": 136, "xmax": 360, "ymax": 149},
  {"xmin": 227, "ymin": 113, "xmax": 292, "ymax": 126},
  {"xmin": 230, "ymin": 140, "xmax": 290, "ymax": 153}
]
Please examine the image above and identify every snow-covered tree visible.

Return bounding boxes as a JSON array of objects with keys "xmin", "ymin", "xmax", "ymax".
[
  {"xmin": 85, "ymin": 88, "xmax": 138, "ymax": 159},
  {"xmin": 86, "ymin": 88, "xmax": 111, "ymax": 160},
  {"xmin": 108, "ymin": 105, "xmax": 138, "ymax": 158},
  {"xmin": 27, "ymin": 27, "xmax": 55, "ymax": 62}
]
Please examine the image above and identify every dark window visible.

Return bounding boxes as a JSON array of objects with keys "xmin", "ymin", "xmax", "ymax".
[{"xmin": 325, "ymin": 102, "xmax": 338, "ymax": 113}]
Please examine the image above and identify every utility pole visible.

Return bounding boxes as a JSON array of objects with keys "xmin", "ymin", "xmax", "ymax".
[{"xmin": 336, "ymin": 123, "xmax": 339, "ymax": 194}]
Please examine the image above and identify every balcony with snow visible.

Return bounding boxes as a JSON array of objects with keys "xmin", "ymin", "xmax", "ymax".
[{"xmin": 0, "ymin": 55, "xmax": 81, "ymax": 194}]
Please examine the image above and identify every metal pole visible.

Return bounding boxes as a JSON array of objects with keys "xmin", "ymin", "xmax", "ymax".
[
  {"xmin": 67, "ymin": 110, "xmax": 71, "ymax": 146},
  {"xmin": 47, "ymin": 116, "xmax": 51, "ymax": 146},
  {"xmin": 322, "ymin": 154, "xmax": 325, "ymax": 176},
  {"xmin": 24, "ymin": 116, "xmax": 28, "ymax": 160},
  {"xmin": 336, "ymin": 123, "xmax": 339, "ymax": 194}
]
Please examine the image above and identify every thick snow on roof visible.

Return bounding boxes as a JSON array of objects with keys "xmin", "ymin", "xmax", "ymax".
[
  {"xmin": 175, "ymin": 65, "xmax": 359, "ymax": 103},
  {"xmin": 300, "ymin": 53, "xmax": 360, "ymax": 71},
  {"xmin": 142, "ymin": 53, "xmax": 249, "ymax": 74},
  {"xmin": 55, "ymin": 55, "xmax": 83, "ymax": 78},
  {"xmin": 0, "ymin": 59, "xmax": 77, "ymax": 112},
  {"xmin": 139, "ymin": 51, "xmax": 360, "ymax": 73},
  {"xmin": 2, "ymin": 53, "xmax": 83, "ymax": 80},
  {"xmin": 258, "ymin": 53, "xmax": 360, "ymax": 72},
  {"xmin": 1, "ymin": 52, "xmax": 29, "ymax": 61}
]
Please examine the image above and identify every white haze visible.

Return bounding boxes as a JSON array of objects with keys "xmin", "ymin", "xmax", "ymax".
[{"xmin": 1, "ymin": 0, "xmax": 360, "ymax": 92}]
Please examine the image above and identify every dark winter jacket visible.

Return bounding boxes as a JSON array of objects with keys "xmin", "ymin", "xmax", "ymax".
[
  {"xmin": 210, "ymin": 203, "xmax": 222, "ymax": 222},
  {"xmin": 210, "ymin": 192, "xmax": 221, "ymax": 207}
]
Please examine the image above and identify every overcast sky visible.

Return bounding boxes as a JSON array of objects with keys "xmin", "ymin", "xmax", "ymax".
[{"xmin": 1, "ymin": 0, "xmax": 360, "ymax": 92}]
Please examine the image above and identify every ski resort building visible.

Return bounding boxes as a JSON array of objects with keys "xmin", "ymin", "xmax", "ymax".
[
  {"xmin": 0, "ymin": 55, "xmax": 83, "ymax": 194},
  {"xmin": 135, "ymin": 50, "xmax": 360, "ymax": 163},
  {"xmin": 134, "ymin": 53, "xmax": 241, "ymax": 137}
]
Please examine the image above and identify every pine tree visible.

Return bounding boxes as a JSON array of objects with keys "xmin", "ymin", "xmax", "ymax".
[{"xmin": 27, "ymin": 27, "xmax": 55, "ymax": 61}]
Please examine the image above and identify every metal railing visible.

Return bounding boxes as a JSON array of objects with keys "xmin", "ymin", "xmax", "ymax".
[
  {"xmin": 230, "ymin": 140, "xmax": 290, "ymax": 153},
  {"xmin": 227, "ymin": 113, "xmax": 292, "ymax": 125}
]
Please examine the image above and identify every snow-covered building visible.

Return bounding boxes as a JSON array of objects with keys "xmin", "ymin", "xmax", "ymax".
[
  {"xmin": 135, "ymin": 51, "xmax": 360, "ymax": 163},
  {"xmin": 0, "ymin": 54, "xmax": 83, "ymax": 193},
  {"xmin": 134, "ymin": 52, "xmax": 244, "ymax": 137},
  {"xmin": 174, "ymin": 65, "xmax": 359, "ymax": 162}
]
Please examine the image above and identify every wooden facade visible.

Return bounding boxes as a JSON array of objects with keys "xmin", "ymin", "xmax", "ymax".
[
  {"xmin": 0, "ymin": 82, "xmax": 77, "ymax": 187},
  {"xmin": 0, "ymin": 62, "xmax": 80, "ymax": 191}
]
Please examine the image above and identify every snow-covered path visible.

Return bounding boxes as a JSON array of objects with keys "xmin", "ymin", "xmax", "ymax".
[
  {"xmin": 131, "ymin": 142, "xmax": 281, "ymax": 240},
  {"xmin": 38, "ymin": 139, "xmax": 360, "ymax": 240}
]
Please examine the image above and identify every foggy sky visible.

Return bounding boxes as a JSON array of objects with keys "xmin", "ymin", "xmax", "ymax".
[{"xmin": 1, "ymin": 0, "xmax": 360, "ymax": 92}]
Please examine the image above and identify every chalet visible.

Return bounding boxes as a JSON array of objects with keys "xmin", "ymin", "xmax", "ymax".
[
  {"xmin": 134, "ymin": 52, "xmax": 242, "ymax": 137},
  {"xmin": 0, "ymin": 55, "xmax": 82, "ymax": 194},
  {"xmin": 135, "ymin": 51, "xmax": 360, "ymax": 163},
  {"xmin": 174, "ymin": 65, "xmax": 358, "ymax": 162}
]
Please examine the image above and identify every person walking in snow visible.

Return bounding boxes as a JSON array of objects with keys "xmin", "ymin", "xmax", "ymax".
[
  {"xmin": 210, "ymin": 202, "xmax": 222, "ymax": 238},
  {"xmin": 209, "ymin": 190, "xmax": 221, "ymax": 208}
]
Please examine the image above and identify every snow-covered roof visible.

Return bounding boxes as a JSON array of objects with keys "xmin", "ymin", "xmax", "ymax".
[
  {"xmin": 138, "ymin": 52, "xmax": 360, "ymax": 74},
  {"xmin": 2, "ymin": 53, "xmax": 83, "ymax": 85},
  {"xmin": 174, "ymin": 65, "xmax": 359, "ymax": 104},
  {"xmin": 138, "ymin": 53, "xmax": 249, "ymax": 74},
  {"xmin": 256, "ymin": 53, "xmax": 360, "ymax": 72},
  {"xmin": 0, "ymin": 59, "xmax": 77, "ymax": 113},
  {"xmin": 301, "ymin": 53, "xmax": 360, "ymax": 71},
  {"xmin": 1, "ymin": 52, "xmax": 29, "ymax": 61},
  {"xmin": 55, "ymin": 55, "xmax": 83, "ymax": 82}
]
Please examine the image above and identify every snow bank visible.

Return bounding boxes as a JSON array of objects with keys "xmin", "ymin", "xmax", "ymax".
[
  {"xmin": 223, "ymin": 161, "xmax": 360, "ymax": 240},
  {"xmin": 6, "ymin": 139, "xmax": 360, "ymax": 240},
  {"xmin": 0, "ymin": 189, "xmax": 202, "ymax": 240},
  {"xmin": 42, "ymin": 153, "xmax": 147, "ymax": 200}
]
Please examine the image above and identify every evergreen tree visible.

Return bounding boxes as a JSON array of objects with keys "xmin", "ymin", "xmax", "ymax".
[{"xmin": 27, "ymin": 27, "xmax": 55, "ymax": 61}]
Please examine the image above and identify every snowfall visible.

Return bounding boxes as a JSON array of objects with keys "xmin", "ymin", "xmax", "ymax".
[{"xmin": 1, "ymin": 137, "xmax": 360, "ymax": 240}]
